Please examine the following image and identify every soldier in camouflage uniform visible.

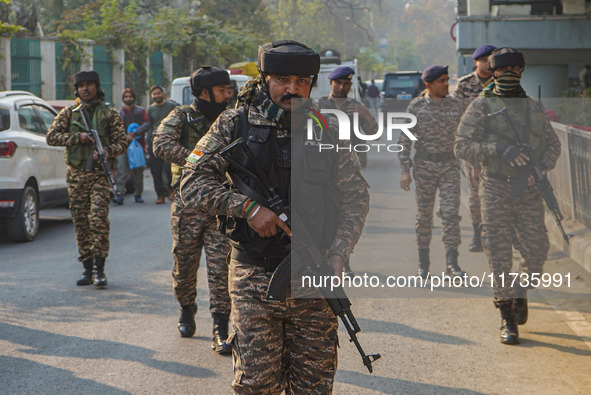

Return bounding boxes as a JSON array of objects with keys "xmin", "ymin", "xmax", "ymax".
[
  {"xmin": 180, "ymin": 40, "xmax": 369, "ymax": 394},
  {"xmin": 453, "ymin": 45, "xmax": 496, "ymax": 252},
  {"xmin": 318, "ymin": 65, "xmax": 377, "ymax": 277},
  {"xmin": 47, "ymin": 71, "xmax": 127, "ymax": 288},
  {"xmin": 318, "ymin": 65, "xmax": 377, "ymax": 169},
  {"xmin": 455, "ymin": 48, "xmax": 560, "ymax": 344},
  {"xmin": 399, "ymin": 65, "xmax": 466, "ymax": 280},
  {"xmin": 153, "ymin": 67, "xmax": 232, "ymax": 354}
]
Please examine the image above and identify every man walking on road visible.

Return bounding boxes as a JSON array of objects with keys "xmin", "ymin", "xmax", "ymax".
[
  {"xmin": 47, "ymin": 71, "xmax": 127, "ymax": 288},
  {"xmin": 399, "ymin": 65, "xmax": 466, "ymax": 281},
  {"xmin": 147, "ymin": 85, "xmax": 176, "ymax": 204},
  {"xmin": 153, "ymin": 67, "xmax": 232, "ymax": 354},
  {"xmin": 367, "ymin": 79, "xmax": 380, "ymax": 117},
  {"xmin": 180, "ymin": 40, "xmax": 369, "ymax": 394},
  {"xmin": 453, "ymin": 44, "xmax": 496, "ymax": 253},
  {"xmin": 455, "ymin": 48, "xmax": 561, "ymax": 344}
]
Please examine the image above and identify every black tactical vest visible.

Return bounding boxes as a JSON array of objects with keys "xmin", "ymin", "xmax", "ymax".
[{"xmin": 220, "ymin": 107, "xmax": 340, "ymax": 260}]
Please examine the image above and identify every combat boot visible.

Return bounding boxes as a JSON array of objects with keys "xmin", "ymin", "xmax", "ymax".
[
  {"xmin": 76, "ymin": 258, "xmax": 94, "ymax": 286},
  {"xmin": 514, "ymin": 298, "xmax": 528, "ymax": 325},
  {"xmin": 498, "ymin": 300, "xmax": 519, "ymax": 344},
  {"xmin": 445, "ymin": 249, "xmax": 466, "ymax": 278},
  {"xmin": 211, "ymin": 313, "xmax": 232, "ymax": 355},
  {"xmin": 418, "ymin": 248, "xmax": 430, "ymax": 280},
  {"xmin": 92, "ymin": 257, "xmax": 108, "ymax": 288},
  {"xmin": 178, "ymin": 303, "xmax": 197, "ymax": 338},
  {"xmin": 469, "ymin": 224, "xmax": 483, "ymax": 252}
]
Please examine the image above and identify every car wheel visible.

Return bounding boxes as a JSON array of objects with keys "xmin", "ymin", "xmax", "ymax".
[{"xmin": 6, "ymin": 186, "xmax": 39, "ymax": 242}]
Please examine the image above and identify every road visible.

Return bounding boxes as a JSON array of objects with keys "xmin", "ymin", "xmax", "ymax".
[{"xmin": 1, "ymin": 150, "xmax": 590, "ymax": 394}]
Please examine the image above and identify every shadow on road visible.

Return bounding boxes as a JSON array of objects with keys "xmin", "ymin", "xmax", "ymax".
[
  {"xmin": 336, "ymin": 369, "xmax": 489, "ymax": 394},
  {"xmin": 0, "ymin": 322, "xmax": 215, "ymax": 378},
  {"xmin": 0, "ymin": 355, "xmax": 132, "ymax": 394},
  {"xmin": 352, "ymin": 317, "xmax": 474, "ymax": 346}
]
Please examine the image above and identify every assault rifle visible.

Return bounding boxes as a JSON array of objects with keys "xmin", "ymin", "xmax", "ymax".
[
  {"xmin": 487, "ymin": 107, "xmax": 570, "ymax": 244},
  {"xmin": 219, "ymin": 137, "xmax": 381, "ymax": 373},
  {"xmin": 73, "ymin": 104, "xmax": 120, "ymax": 201}
]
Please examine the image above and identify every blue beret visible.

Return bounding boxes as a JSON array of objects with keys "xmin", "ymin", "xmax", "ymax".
[
  {"xmin": 421, "ymin": 65, "xmax": 448, "ymax": 82},
  {"xmin": 472, "ymin": 45, "xmax": 496, "ymax": 59},
  {"xmin": 328, "ymin": 66, "xmax": 355, "ymax": 80}
]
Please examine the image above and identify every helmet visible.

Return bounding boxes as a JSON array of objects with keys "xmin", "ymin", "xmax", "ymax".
[
  {"xmin": 190, "ymin": 66, "xmax": 230, "ymax": 97},
  {"xmin": 488, "ymin": 47, "xmax": 525, "ymax": 72}
]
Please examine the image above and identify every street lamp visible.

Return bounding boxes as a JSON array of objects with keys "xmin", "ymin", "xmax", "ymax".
[{"xmin": 343, "ymin": 16, "xmax": 350, "ymax": 60}]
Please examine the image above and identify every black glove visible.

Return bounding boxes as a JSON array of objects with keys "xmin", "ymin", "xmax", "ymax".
[{"xmin": 496, "ymin": 143, "xmax": 523, "ymax": 164}]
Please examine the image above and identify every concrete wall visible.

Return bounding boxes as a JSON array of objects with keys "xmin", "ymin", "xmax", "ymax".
[
  {"xmin": 40, "ymin": 39, "xmax": 56, "ymax": 100},
  {"xmin": 563, "ymin": 0, "xmax": 587, "ymax": 14},
  {"xmin": 0, "ymin": 37, "xmax": 10, "ymax": 91},
  {"xmin": 111, "ymin": 48, "xmax": 125, "ymax": 109},
  {"xmin": 456, "ymin": 15, "xmax": 591, "ymax": 98}
]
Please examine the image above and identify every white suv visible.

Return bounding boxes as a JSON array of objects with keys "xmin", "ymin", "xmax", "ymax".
[{"xmin": 0, "ymin": 91, "xmax": 68, "ymax": 241}]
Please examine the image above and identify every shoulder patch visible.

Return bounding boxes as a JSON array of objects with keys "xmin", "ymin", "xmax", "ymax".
[
  {"xmin": 458, "ymin": 73, "xmax": 474, "ymax": 82},
  {"xmin": 186, "ymin": 148, "xmax": 204, "ymax": 164}
]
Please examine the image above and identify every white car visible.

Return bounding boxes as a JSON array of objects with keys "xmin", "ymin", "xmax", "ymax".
[{"xmin": 0, "ymin": 91, "xmax": 68, "ymax": 241}]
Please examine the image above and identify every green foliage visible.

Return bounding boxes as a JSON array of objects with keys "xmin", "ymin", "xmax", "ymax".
[
  {"xmin": 0, "ymin": 21, "xmax": 23, "ymax": 35},
  {"xmin": 56, "ymin": 29, "xmax": 90, "ymax": 99},
  {"xmin": 0, "ymin": 0, "xmax": 24, "ymax": 35}
]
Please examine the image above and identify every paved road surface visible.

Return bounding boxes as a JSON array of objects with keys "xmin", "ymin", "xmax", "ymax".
[{"xmin": 1, "ymin": 149, "xmax": 590, "ymax": 394}]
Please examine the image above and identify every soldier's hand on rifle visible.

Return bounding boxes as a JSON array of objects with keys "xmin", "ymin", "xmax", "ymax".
[
  {"xmin": 247, "ymin": 204, "xmax": 292, "ymax": 238},
  {"xmin": 497, "ymin": 143, "xmax": 529, "ymax": 167},
  {"xmin": 400, "ymin": 173, "xmax": 413, "ymax": 191},
  {"xmin": 528, "ymin": 169, "xmax": 547, "ymax": 186},
  {"xmin": 79, "ymin": 132, "xmax": 94, "ymax": 145},
  {"xmin": 92, "ymin": 150, "xmax": 107, "ymax": 161},
  {"xmin": 329, "ymin": 254, "xmax": 344, "ymax": 277}
]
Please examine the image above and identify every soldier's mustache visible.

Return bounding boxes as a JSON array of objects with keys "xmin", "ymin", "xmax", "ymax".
[{"xmin": 280, "ymin": 93, "xmax": 302, "ymax": 101}]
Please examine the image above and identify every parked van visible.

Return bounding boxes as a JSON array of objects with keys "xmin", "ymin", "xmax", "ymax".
[{"xmin": 170, "ymin": 73, "xmax": 251, "ymax": 106}]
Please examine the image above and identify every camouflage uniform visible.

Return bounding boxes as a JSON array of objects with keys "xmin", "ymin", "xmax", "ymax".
[
  {"xmin": 455, "ymin": 96, "xmax": 560, "ymax": 299},
  {"xmin": 453, "ymin": 71, "xmax": 491, "ymax": 228},
  {"xmin": 453, "ymin": 71, "xmax": 490, "ymax": 100},
  {"xmin": 399, "ymin": 95, "xmax": 463, "ymax": 251},
  {"xmin": 180, "ymin": 80, "xmax": 369, "ymax": 394},
  {"xmin": 153, "ymin": 104, "xmax": 231, "ymax": 315},
  {"xmin": 318, "ymin": 94, "xmax": 377, "ymax": 168},
  {"xmin": 47, "ymin": 102, "xmax": 127, "ymax": 262}
]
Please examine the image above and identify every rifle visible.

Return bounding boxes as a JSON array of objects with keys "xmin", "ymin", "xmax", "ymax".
[
  {"xmin": 73, "ymin": 104, "xmax": 120, "ymax": 201},
  {"xmin": 219, "ymin": 137, "xmax": 381, "ymax": 373},
  {"xmin": 487, "ymin": 107, "xmax": 570, "ymax": 244}
]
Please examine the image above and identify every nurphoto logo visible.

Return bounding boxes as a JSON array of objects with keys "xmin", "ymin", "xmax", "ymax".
[{"xmin": 305, "ymin": 108, "xmax": 418, "ymax": 153}]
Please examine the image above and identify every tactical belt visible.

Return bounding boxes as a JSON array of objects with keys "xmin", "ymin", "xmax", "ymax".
[
  {"xmin": 230, "ymin": 248, "xmax": 285, "ymax": 273},
  {"xmin": 484, "ymin": 171, "xmax": 517, "ymax": 183},
  {"xmin": 414, "ymin": 151, "xmax": 456, "ymax": 162}
]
